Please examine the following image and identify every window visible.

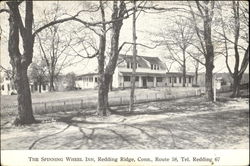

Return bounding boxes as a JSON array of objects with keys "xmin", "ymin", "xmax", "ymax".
[
  {"xmin": 151, "ymin": 64, "xmax": 159, "ymax": 70},
  {"xmin": 189, "ymin": 77, "xmax": 192, "ymax": 83},
  {"xmin": 157, "ymin": 77, "xmax": 162, "ymax": 82},
  {"xmin": 179, "ymin": 77, "xmax": 182, "ymax": 83},
  {"xmin": 95, "ymin": 77, "xmax": 98, "ymax": 82},
  {"xmin": 89, "ymin": 77, "xmax": 93, "ymax": 82},
  {"xmin": 169, "ymin": 77, "xmax": 171, "ymax": 83},
  {"xmin": 1, "ymin": 85, "xmax": 4, "ymax": 90},
  {"xmin": 135, "ymin": 76, "xmax": 139, "ymax": 82},
  {"xmin": 7, "ymin": 84, "xmax": 10, "ymax": 91},
  {"xmin": 173, "ymin": 77, "xmax": 177, "ymax": 83},
  {"xmin": 147, "ymin": 77, "xmax": 153, "ymax": 82},
  {"xmin": 124, "ymin": 76, "xmax": 130, "ymax": 82}
]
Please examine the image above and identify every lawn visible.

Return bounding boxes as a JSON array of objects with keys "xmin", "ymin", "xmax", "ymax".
[
  {"xmin": 1, "ymin": 87, "xmax": 198, "ymax": 106},
  {"xmin": 1, "ymin": 96, "xmax": 249, "ymax": 150},
  {"xmin": 1, "ymin": 87, "xmax": 200, "ymax": 117}
]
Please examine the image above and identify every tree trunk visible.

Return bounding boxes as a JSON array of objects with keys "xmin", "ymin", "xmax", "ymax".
[
  {"xmin": 13, "ymin": 66, "xmax": 36, "ymax": 125},
  {"xmin": 129, "ymin": 0, "xmax": 137, "ymax": 112},
  {"xmin": 182, "ymin": 50, "xmax": 186, "ymax": 87},
  {"xmin": 182, "ymin": 66, "xmax": 186, "ymax": 87},
  {"xmin": 97, "ymin": 74, "xmax": 110, "ymax": 116},
  {"xmin": 97, "ymin": 1, "xmax": 126, "ymax": 116},
  {"xmin": 7, "ymin": 1, "xmax": 36, "ymax": 125},
  {"xmin": 231, "ymin": 74, "xmax": 242, "ymax": 97},
  {"xmin": 205, "ymin": 62, "xmax": 214, "ymax": 101},
  {"xmin": 109, "ymin": 75, "xmax": 113, "ymax": 91},
  {"xmin": 39, "ymin": 83, "xmax": 41, "ymax": 93},
  {"xmin": 203, "ymin": 5, "xmax": 215, "ymax": 101},
  {"xmin": 49, "ymin": 74, "xmax": 55, "ymax": 91},
  {"xmin": 97, "ymin": 1, "xmax": 107, "ymax": 115}
]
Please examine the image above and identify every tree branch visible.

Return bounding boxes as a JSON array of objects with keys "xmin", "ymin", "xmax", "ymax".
[
  {"xmin": 186, "ymin": 51, "xmax": 205, "ymax": 66},
  {"xmin": 239, "ymin": 45, "xmax": 249, "ymax": 75},
  {"xmin": 118, "ymin": 42, "xmax": 160, "ymax": 53},
  {"xmin": 0, "ymin": 9, "xmax": 10, "ymax": 13},
  {"xmin": 32, "ymin": 10, "xmax": 83, "ymax": 37}
]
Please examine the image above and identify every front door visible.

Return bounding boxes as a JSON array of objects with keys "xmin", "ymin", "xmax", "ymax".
[{"xmin": 142, "ymin": 77, "xmax": 147, "ymax": 87}]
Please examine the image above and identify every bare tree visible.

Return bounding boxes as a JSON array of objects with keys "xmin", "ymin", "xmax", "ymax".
[
  {"xmin": 1, "ymin": 1, "xmax": 85, "ymax": 125},
  {"xmin": 161, "ymin": 17, "xmax": 194, "ymax": 87},
  {"xmin": 65, "ymin": 1, "xmax": 129, "ymax": 116},
  {"xmin": 35, "ymin": 4, "xmax": 77, "ymax": 91},
  {"xmin": 37, "ymin": 25, "xmax": 73, "ymax": 91},
  {"xmin": 217, "ymin": 1, "xmax": 249, "ymax": 97},
  {"xmin": 99, "ymin": 1, "xmax": 128, "ymax": 115},
  {"xmin": 128, "ymin": 0, "xmax": 137, "ymax": 112},
  {"xmin": 188, "ymin": 1, "xmax": 216, "ymax": 101}
]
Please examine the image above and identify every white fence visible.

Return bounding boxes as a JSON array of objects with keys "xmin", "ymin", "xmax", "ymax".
[{"xmin": 1, "ymin": 88, "xmax": 202, "ymax": 116}]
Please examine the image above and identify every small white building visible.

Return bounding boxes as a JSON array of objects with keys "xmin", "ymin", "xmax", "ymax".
[
  {"xmin": 75, "ymin": 73, "xmax": 98, "ymax": 89},
  {"xmin": 0, "ymin": 76, "xmax": 16, "ymax": 95}
]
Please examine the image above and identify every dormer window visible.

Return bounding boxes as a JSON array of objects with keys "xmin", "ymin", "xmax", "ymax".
[
  {"xmin": 151, "ymin": 64, "xmax": 160, "ymax": 70},
  {"xmin": 127, "ymin": 62, "xmax": 138, "ymax": 69}
]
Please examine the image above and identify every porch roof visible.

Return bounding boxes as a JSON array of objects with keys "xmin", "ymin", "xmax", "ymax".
[
  {"xmin": 120, "ymin": 71, "xmax": 166, "ymax": 77},
  {"xmin": 77, "ymin": 73, "xmax": 98, "ymax": 78},
  {"xmin": 166, "ymin": 72, "xmax": 194, "ymax": 77}
]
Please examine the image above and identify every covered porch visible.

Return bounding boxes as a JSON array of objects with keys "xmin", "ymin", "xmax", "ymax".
[{"xmin": 119, "ymin": 72, "xmax": 166, "ymax": 88}]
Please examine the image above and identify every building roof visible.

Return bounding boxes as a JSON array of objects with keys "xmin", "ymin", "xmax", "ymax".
[
  {"xmin": 166, "ymin": 72, "xmax": 194, "ymax": 77},
  {"xmin": 120, "ymin": 71, "xmax": 166, "ymax": 77},
  {"xmin": 77, "ymin": 73, "xmax": 98, "ymax": 78},
  {"xmin": 119, "ymin": 54, "xmax": 166, "ymax": 70}
]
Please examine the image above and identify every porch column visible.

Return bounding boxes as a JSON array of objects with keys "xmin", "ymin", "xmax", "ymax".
[
  {"xmin": 139, "ymin": 76, "xmax": 142, "ymax": 87},
  {"xmin": 153, "ymin": 77, "xmax": 157, "ymax": 87}
]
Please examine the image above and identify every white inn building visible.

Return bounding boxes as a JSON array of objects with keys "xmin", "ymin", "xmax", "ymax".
[{"xmin": 75, "ymin": 55, "xmax": 194, "ymax": 89}]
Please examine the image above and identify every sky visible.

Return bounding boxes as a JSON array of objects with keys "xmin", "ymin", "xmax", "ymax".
[{"xmin": 0, "ymin": 1, "xmax": 248, "ymax": 76}]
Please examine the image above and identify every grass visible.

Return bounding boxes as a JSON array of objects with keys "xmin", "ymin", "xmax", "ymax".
[{"xmin": 1, "ymin": 87, "xmax": 200, "ymax": 116}]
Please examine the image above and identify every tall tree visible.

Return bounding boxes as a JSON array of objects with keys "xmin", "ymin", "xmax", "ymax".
[
  {"xmin": 128, "ymin": 0, "xmax": 137, "ymax": 112},
  {"xmin": 96, "ymin": 0, "xmax": 108, "ymax": 116},
  {"xmin": 37, "ymin": 25, "xmax": 73, "ymax": 91},
  {"xmin": 1, "ymin": 1, "xmax": 83, "ymax": 125},
  {"xmin": 217, "ymin": 1, "xmax": 249, "ymax": 97},
  {"xmin": 99, "ymin": 0, "xmax": 127, "ymax": 115},
  {"xmin": 68, "ymin": 1, "xmax": 129, "ymax": 116},
  {"xmin": 161, "ymin": 17, "xmax": 194, "ymax": 87},
  {"xmin": 188, "ymin": 1, "xmax": 216, "ymax": 101}
]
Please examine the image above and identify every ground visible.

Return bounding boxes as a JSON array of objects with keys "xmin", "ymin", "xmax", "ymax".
[{"xmin": 1, "ymin": 96, "xmax": 249, "ymax": 150}]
